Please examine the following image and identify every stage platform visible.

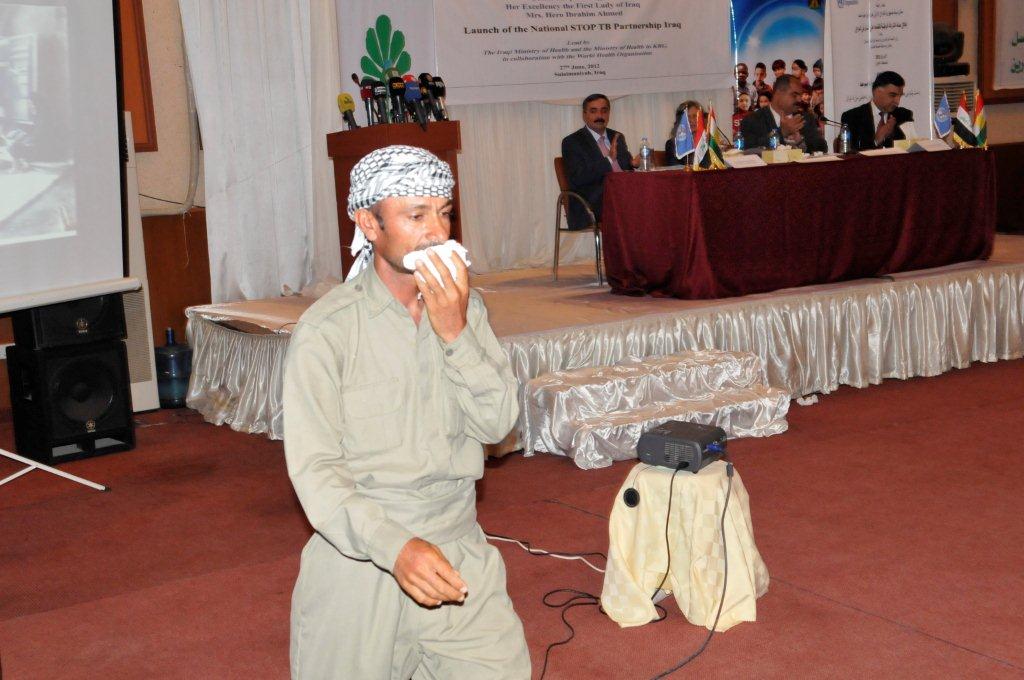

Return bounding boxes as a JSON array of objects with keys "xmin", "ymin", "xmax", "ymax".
[{"xmin": 185, "ymin": 235, "xmax": 1024, "ymax": 442}]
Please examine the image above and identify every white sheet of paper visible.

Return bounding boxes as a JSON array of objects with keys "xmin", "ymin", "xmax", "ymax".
[
  {"xmin": 859, "ymin": 147, "xmax": 908, "ymax": 156},
  {"xmin": 899, "ymin": 121, "xmax": 919, "ymax": 140},
  {"xmin": 725, "ymin": 154, "xmax": 767, "ymax": 168},
  {"xmin": 795, "ymin": 154, "xmax": 844, "ymax": 163}
]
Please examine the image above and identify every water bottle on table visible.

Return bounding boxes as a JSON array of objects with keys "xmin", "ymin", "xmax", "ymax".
[
  {"xmin": 839, "ymin": 124, "xmax": 852, "ymax": 154},
  {"xmin": 734, "ymin": 129, "xmax": 745, "ymax": 151},
  {"xmin": 639, "ymin": 136, "xmax": 651, "ymax": 171},
  {"xmin": 767, "ymin": 129, "xmax": 780, "ymax": 150}
]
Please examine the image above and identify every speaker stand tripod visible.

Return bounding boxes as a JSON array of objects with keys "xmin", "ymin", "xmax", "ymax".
[{"xmin": 0, "ymin": 448, "xmax": 108, "ymax": 492}]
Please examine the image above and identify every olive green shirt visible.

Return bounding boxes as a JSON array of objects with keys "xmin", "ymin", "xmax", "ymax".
[{"xmin": 283, "ymin": 264, "xmax": 519, "ymax": 573}]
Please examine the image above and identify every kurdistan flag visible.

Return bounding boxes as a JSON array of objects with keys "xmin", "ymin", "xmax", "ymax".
[
  {"xmin": 973, "ymin": 90, "xmax": 987, "ymax": 148},
  {"xmin": 705, "ymin": 104, "xmax": 727, "ymax": 170}
]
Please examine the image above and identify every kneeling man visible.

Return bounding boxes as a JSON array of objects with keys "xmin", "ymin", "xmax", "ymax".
[{"xmin": 284, "ymin": 145, "xmax": 530, "ymax": 679}]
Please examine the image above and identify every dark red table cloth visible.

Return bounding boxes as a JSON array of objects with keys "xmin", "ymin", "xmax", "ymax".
[{"xmin": 600, "ymin": 149, "xmax": 996, "ymax": 299}]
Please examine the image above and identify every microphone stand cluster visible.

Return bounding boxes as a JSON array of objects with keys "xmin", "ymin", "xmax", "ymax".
[{"xmin": 347, "ymin": 72, "xmax": 451, "ymax": 131}]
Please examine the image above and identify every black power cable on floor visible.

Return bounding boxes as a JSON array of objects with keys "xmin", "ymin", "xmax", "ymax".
[
  {"xmin": 491, "ymin": 461, "xmax": 735, "ymax": 679},
  {"xmin": 537, "ymin": 587, "xmax": 669, "ymax": 680},
  {"xmin": 648, "ymin": 462, "xmax": 734, "ymax": 679}
]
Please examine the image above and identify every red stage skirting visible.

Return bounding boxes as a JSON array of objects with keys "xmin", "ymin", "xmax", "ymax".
[{"xmin": 601, "ymin": 149, "xmax": 997, "ymax": 299}]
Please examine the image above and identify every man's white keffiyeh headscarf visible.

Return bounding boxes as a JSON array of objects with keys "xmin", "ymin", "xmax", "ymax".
[{"xmin": 346, "ymin": 145, "xmax": 455, "ymax": 280}]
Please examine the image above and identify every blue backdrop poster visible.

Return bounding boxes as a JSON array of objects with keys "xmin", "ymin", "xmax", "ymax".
[{"xmin": 729, "ymin": 0, "xmax": 825, "ymax": 105}]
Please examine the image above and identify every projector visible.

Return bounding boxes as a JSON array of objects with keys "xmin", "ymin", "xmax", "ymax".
[{"xmin": 637, "ymin": 421, "xmax": 727, "ymax": 472}]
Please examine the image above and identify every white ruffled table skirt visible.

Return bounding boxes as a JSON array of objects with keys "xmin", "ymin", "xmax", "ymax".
[{"xmin": 185, "ymin": 261, "xmax": 1024, "ymax": 442}]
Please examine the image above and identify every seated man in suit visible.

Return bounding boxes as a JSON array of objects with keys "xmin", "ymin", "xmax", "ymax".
[
  {"xmin": 561, "ymin": 93, "xmax": 637, "ymax": 230},
  {"xmin": 840, "ymin": 71, "xmax": 914, "ymax": 151},
  {"xmin": 739, "ymin": 74, "xmax": 827, "ymax": 153}
]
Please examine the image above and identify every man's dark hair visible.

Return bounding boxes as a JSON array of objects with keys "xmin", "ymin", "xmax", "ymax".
[
  {"xmin": 813, "ymin": 58, "xmax": 823, "ymax": 70},
  {"xmin": 773, "ymin": 74, "xmax": 800, "ymax": 93},
  {"xmin": 792, "ymin": 59, "xmax": 807, "ymax": 71},
  {"xmin": 737, "ymin": 62, "xmax": 748, "ymax": 70},
  {"xmin": 758, "ymin": 90, "xmax": 772, "ymax": 102},
  {"xmin": 872, "ymin": 71, "xmax": 905, "ymax": 90},
  {"xmin": 755, "ymin": 62, "xmax": 766, "ymax": 70},
  {"xmin": 772, "ymin": 59, "xmax": 785, "ymax": 70},
  {"xmin": 582, "ymin": 93, "xmax": 610, "ymax": 110}
]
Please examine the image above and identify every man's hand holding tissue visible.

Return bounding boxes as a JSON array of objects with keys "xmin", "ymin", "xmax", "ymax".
[{"xmin": 414, "ymin": 249, "xmax": 469, "ymax": 344}]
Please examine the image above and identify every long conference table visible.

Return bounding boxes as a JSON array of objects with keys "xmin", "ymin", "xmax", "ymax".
[{"xmin": 600, "ymin": 149, "xmax": 997, "ymax": 299}]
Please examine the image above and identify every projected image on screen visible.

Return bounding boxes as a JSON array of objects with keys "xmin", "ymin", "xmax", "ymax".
[{"xmin": 0, "ymin": 5, "xmax": 74, "ymax": 246}]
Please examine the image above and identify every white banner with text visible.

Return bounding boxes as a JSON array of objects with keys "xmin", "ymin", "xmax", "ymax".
[
  {"xmin": 825, "ymin": 0, "xmax": 933, "ymax": 137},
  {"xmin": 433, "ymin": 0, "xmax": 733, "ymax": 104}
]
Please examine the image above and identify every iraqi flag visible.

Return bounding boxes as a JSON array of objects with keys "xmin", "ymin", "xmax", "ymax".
[
  {"xmin": 692, "ymin": 107, "xmax": 708, "ymax": 167},
  {"xmin": 956, "ymin": 93, "xmax": 973, "ymax": 131}
]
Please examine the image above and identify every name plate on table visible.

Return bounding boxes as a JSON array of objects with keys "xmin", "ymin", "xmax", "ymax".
[
  {"xmin": 760, "ymin": 148, "xmax": 804, "ymax": 164},
  {"xmin": 725, "ymin": 153, "xmax": 767, "ymax": 169}
]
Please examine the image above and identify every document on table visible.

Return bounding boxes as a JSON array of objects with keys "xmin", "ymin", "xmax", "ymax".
[
  {"xmin": 859, "ymin": 147, "xmax": 908, "ymax": 156},
  {"xmin": 725, "ymin": 154, "xmax": 767, "ymax": 168},
  {"xmin": 795, "ymin": 154, "xmax": 843, "ymax": 163}
]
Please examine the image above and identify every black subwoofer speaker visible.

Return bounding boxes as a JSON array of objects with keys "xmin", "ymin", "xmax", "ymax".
[
  {"xmin": 6, "ymin": 342, "xmax": 135, "ymax": 464},
  {"xmin": 12, "ymin": 293, "xmax": 127, "ymax": 349}
]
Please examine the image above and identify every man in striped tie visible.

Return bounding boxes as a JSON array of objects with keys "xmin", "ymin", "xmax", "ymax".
[{"xmin": 561, "ymin": 93, "xmax": 639, "ymax": 230}]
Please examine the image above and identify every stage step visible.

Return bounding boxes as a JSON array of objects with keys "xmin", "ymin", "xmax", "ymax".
[{"xmin": 523, "ymin": 350, "xmax": 789, "ymax": 469}]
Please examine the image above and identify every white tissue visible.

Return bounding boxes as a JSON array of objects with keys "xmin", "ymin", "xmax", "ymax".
[{"xmin": 403, "ymin": 240, "xmax": 471, "ymax": 288}]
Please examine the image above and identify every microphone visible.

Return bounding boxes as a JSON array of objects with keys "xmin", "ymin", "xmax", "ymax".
[
  {"xmin": 419, "ymin": 73, "xmax": 446, "ymax": 122},
  {"xmin": 430, "ymin": 75, "xmax": 450, "ymax": 121},
  {"xmin": 404, "ymin": 81, "xmax": 429, "ymax": 130},
  {"xmin": 388, "ymin": 76, "xmax": 407, "ymax": 123},
  {"xmin": 359, "ymin": 77, "xmax": 375, "ymax": 124},
  {"xmin": 818, "ymin": 115, "xmax": 844, "ymax": 129},
  {"xmin": 359, "ymin": 85, "xmax": 374, "ymax": 124},
  {"xmin": 371, "ymin": 80, "xmax": 389, "ymax": 125},
  {"xmin": 337, "ymin": 93, "xmax": 359, "ymax": 130}
]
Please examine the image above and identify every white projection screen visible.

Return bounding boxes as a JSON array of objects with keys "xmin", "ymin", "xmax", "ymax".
[{"xmin": 0, "ymin": 0, "xmax": 128, "ymax": 312}]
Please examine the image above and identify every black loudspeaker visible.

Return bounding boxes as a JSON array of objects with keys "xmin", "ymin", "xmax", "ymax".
[
  {"xmin": 6, "ymin": 341, "xmax": 135, "ymax": 464},
  {"xmin": 12, "ymin": 293, "xmax": 127, "ymax": 349}
]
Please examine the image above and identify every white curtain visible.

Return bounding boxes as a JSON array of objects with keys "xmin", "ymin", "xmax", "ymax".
[
  {"xmin": 178, "ymin": 0, "xmax": 341, "ymax": 302},
  {"xmin": 452, "ymin": 88, "xmax": 734, "ymax": 273}
]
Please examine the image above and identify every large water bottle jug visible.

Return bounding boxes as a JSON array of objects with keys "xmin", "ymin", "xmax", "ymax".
[{"xmin": 155, "ymin": 328, "xmax": 192, "ymax": 409}]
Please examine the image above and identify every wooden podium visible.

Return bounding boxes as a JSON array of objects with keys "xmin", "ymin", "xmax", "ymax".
[{"xmin": 326, "ymin": 121, "xmax": 462, "ymax": 273}]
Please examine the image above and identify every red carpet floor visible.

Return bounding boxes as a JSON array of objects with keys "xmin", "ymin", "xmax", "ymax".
[{"xmin": 1, "ymin": 359, "xmax": 1023, "ymax": 679}]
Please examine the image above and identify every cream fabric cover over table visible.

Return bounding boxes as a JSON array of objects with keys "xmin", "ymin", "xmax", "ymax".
[{"xmin": 601, "ymin": 461, "xmax": 769, "ymax": 630}]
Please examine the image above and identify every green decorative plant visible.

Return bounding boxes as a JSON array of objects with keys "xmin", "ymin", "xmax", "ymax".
[{"xmin": 361, "ymin": 14, "xmax": 411, "ymax": 81}]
